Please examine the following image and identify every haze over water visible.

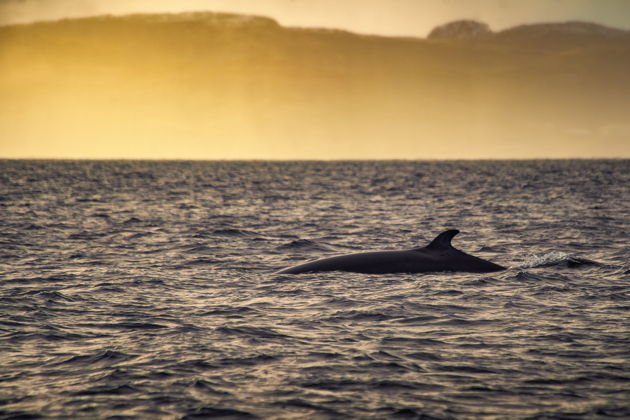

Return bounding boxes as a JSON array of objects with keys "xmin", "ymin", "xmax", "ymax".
[
  {"xmin": 1, "ymin": 9, "xmax": 630, "ymax": 159},
  {"xmin": 1, "ymin": 159, "xmax": 628, "ymax": 419}
]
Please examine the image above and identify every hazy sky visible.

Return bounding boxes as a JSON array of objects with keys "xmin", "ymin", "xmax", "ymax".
[{"xmin": 1, "ymin": 0, "xmax": 630, "ymax": 36}]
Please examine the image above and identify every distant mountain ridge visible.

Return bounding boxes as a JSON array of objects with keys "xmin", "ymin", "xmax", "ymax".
[
  {"xmin": 4, "ymin": 11, "xmax": 629, "ymax": 42},
  {"xmin": 1, "ymin": 11, "xmax": 629, "ymax": 159},
  {"xmin": 429, "ymin": 19, "xmax": 630, "ymax": 45},
  {"xmin": 428, "ymin": 20, "xmax": 493, "ymax": 39},
  {"xmin": 76, "ymin": 11, "xmax": 281, "ymax": 28}
]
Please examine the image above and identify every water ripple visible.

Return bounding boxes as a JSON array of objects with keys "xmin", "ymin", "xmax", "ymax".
[{"xmin": 0, "ymin": 159, "xmax": 628, "ymax": 419}]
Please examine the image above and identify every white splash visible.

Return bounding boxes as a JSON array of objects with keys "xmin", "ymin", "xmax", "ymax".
[{"xmin": 514, "ymin": 251, "xmax": 574, "ymax": 269}]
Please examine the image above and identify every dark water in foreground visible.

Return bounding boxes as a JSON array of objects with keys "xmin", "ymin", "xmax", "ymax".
[{"xmin": 1, "ymin": 159, "xmax": 629, "ymax": 419}]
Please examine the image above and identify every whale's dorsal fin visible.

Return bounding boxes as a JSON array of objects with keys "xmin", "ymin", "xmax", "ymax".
[{"xmin": 425, "ymin": 229, "xmax": 459, "ymax": 250}]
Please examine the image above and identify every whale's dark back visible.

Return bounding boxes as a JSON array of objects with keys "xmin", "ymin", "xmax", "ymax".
[{"xmin": 277, "ymin": 230, "xmax": 505, "ymax": 274}]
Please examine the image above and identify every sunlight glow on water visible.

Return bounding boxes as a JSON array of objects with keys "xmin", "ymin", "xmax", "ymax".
[{"xmin": 0, "ymin": 159, "xmax": 628, "ymax": 419}]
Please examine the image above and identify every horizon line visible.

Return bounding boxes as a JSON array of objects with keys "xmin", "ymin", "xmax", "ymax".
[{"xmin": 2, "ymin": 157, "xmax": 628, "ymax": 162}]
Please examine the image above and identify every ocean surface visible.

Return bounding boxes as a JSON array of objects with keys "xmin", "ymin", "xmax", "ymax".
[{"xmin": 0, "ymin": 159, "xmax": 628, "ymax": 420}]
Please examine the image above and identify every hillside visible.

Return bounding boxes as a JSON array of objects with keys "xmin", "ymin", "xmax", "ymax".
[{"xmin": 1, "ymin": 12, "xmax": 629, "ymax": 159}]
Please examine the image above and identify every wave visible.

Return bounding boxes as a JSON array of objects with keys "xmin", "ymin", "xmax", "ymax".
[
  {"xmin": 215, "ymin": 325, "xmax": 290, "ymax": 340},
  {"xmin": 275, "ymin": 238, "xmax": 334, "ymax": 252},
  {"xmin": 212, "ymin": 228, "xmax": 259, "ymax": 237},
  {"xmin": 513, "ymin": 251, "xmax": 599, "ymax": 269},
  {"xmin": 51, "ymin": 350, "xmax": 135, "ymax": 368},
  {"xmin": 181, "ymin": 407, "xmax": 257, "ymax": 419}
]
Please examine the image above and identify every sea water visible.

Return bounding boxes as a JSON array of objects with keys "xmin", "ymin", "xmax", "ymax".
[{"xmin": 1, "ymin": 159, "xmax": 628, "ymax": 419}]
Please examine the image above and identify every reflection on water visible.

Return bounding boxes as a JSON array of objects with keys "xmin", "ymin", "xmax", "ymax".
[{"xmin": 0, "ymin": 159, "xmax": 628, "ymax": 418}]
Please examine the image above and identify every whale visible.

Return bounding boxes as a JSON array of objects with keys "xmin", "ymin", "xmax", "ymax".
[{"xmin": 276, "ymin": 230, "xmax": 505, "ymax": 275}]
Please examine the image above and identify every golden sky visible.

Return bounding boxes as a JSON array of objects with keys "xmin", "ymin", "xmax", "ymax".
[{"xmin": 1, "ymin": 0, "xmax": 629, "ymax": 159}]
